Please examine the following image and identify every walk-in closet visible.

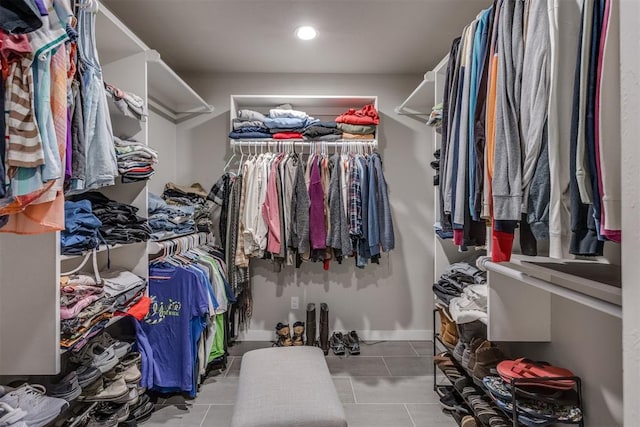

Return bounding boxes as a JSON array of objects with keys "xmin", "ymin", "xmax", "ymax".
[{"xmin": 0, "ymin": 0, "xmax": 636, "ymax": 426}]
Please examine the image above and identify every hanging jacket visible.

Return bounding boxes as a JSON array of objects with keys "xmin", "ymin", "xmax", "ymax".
[
  {"xmin": 327, "ymin": 153, "xmax": 352, "ymax": 258},
  {"xmin": 371, "ymin": 153, "xmax": 394, "ymax": 252},
  {"xmin": 289, "ymin": 156, "xmax": 310, "ymax": 255}
]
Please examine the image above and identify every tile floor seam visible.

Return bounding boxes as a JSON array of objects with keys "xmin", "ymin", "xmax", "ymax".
[
  {"xmin": 408, "ymin": 341, "xmax": 420, "ymax": 356},
  {"xmin": 198, "ymin": 405, "xmax": 212, "ymax": 427},
  {"xmin": 349, "ymin": 377, "xmax": 357, "ymax": 404},
  {"xmin": 404, "ymin": 403, "xmax": 418, "ymax": 427},
  {"xmin": 380, "ymin": 356, "xmax": 393, "ymax": 376},
  {"xmin": 224, "ymin": 358, "xmax": 234, "ymax": 378}
]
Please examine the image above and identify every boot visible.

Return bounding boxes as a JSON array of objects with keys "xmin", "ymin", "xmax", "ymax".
[
  {"xmin": 305, "ymin": 303, "xmax": 317, "ymax": 346},
  {"xmin": 275, "ymin": 322, "xmax": 292, "ymax": 346},
  {"xmin": 319, "ymin": 303, "xmax": 329, "ymax": 355},
  {"xmin": 292, "ymin": 321, "xmax": 305, "ymax": 346}
]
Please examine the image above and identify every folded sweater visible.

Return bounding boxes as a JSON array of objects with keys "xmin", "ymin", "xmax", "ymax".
[
  {"xmin": 335, "ymin": 104, "xmax": 380, "ymax": 125},
  {"xmin": 273, "ymin": 132, "xmax": 303, "ymax": 139},
  {"xmin": 337, "ymin": 123, "xmax": 377, "ymax": 134},
  {"xmin": 229, "ymin": 131, "xmax": 272, "ymax": 139}
]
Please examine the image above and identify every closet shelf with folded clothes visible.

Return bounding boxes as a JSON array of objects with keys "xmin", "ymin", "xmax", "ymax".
[
  {"xmin": 60, "ymin": 242, "xmax": 147, "ymax": 262},
  {"xmin": 229, "ymin": 95, "xmax": 379, "ymax": 143}
]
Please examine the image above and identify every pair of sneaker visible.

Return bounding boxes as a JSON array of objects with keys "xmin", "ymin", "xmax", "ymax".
[
  {"xmin": 70, "ymin": 333, "xmax": 132, "ymax": 373},
  {"xmin": 0, "ymin": 384, "xmax": 69, "ymax": 427},
  {"xmin": 329, "ymin": 331, "xmax": 360, "ymax": 356}
]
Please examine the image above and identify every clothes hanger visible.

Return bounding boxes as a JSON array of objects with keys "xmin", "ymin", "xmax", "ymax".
[{"xmin": 224, "ymin": 144, "xmax": 237, "ymax": 173}]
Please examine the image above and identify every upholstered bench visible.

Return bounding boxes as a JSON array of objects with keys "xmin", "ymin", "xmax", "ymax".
[{"xmin": 231, "ymin": 346, "xmax": 347, "ymax": 427}]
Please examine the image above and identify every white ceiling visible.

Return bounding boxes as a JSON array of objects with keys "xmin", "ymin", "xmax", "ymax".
[{"xmin": 102, "ymin": 0, "xmax": 489, "ymax": 75}]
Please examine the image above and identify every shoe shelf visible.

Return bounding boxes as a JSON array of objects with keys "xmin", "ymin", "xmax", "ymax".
[{"xmin": 433, "ymin": 312, "xmax": 585, "ymax": 427}]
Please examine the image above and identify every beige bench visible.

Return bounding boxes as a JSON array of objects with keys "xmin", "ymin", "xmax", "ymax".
[{"xmin": 231, "ymin": 346, "xmax": 347, "ymax": 427}]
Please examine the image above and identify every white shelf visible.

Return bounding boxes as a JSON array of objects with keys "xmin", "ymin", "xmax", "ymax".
[
  {"xmin": 95, "ymin": 2, "xmax": 147, "ymax": 64},
  {"xmin": 231, "ymin": 94, "xmax": 378, "ymax": 118},
  {"xmin": 95, "ymin": 2, "xmax": 212, "ymax": 119},
  {"xmin": 146, "ymin": 51, "xmax": 213, "ymax": 117},
  {"xmin": 395, "ymin": 55, "xmax": 448, "ymax": 116},
  {"xmin": 60, "ymin": 242, "xmax": 147, "ymax": 262},
  {"xmin": 480, "ymin": 255, "xmax": 622, "ymax": 342}
]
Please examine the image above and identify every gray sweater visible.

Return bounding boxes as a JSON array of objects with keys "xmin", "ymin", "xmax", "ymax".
[
  {"xmin": 493, "ymin": 0, "xmax": 524, "ymax": 221},
  {"xmin": 326, "ymin": 154, "xmax": 353, "ymax": 257},
  {"xmin": 288, "ymin": 156, "xmax": 310, "ymax": 255},
  {"xmin": 520, "ymin": 0, "xmax": 550, "ymax": 214}
]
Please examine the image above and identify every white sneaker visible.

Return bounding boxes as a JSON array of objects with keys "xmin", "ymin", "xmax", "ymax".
[
  {"xmin": 0, "ymin": 385, "xmax": 68, "ymax": 427},
  {"xmin": 0, "ymin": 402, "xmax": 26, "ymax": 427}
]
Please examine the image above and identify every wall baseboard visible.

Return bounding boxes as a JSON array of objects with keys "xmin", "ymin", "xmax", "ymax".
[{"xmin": 237, "ymin": 329, "xmax": 434, "ymax": 342}]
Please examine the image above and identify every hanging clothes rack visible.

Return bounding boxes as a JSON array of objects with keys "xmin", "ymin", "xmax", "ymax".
[
  {"xmin": 148, "ymin": 232, "xmax": 211, "ymax": 258},
  {"xmin": 229, "ymin": 140, "xmax": 378, "ymax": 151}
]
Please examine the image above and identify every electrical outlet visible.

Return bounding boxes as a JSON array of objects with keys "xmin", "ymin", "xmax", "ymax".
[{"xmin": 290, "ymin": 296, "xmax": 299, "ymax": 310}]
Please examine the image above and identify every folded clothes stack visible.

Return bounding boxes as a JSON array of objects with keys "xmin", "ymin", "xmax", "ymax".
[
  {"xmin": 335, "ymin": 103, "xmax": 379, "ymax": 139},
  {"xmin": 59, "ymin": 270, "xmax": 149, "ymax": 351},
  {"xmin": 162, "ymin": 182, "xmax": 215, "ymax": 233},
  {"xmin": 264, "ymin": 104, "xmax": 319, "ymax": 139},
  {"xmin": 433, "ymin": 262, "xmax": 486, "ymax": 305},
  {"xmin": 68, "ymin": 192, "xmax": 151, "ymax": 245},
  {"xmin": 105, "ymin": 82, "xmax": 148, "ymax": 121},
  {"xmin": 114, "ymin": 136, "xmax": 158, "ymax": 183},
  {"xmin": 229, "ymin": 109, "xmax": 271, "ymax": 139},
  {"xmin": 302, "ymin": 121, "xmax": 342, "ymax": 141},
  {"xmin": 148, "ymin": 192, "xmax": 196, "ymax": 240},
  {"xmin": 61, "ymin": 200, "xmax": 102, "ymax": 255}
]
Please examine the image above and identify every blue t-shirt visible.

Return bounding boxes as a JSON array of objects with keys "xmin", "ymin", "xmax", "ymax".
[{"xmin": 143, "ymin": 266, "xmax": 209, "ymax": 392}]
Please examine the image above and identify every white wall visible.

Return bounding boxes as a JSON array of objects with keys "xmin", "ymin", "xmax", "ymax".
[
  {"xmin": 621, "ymin": 0, "xmax": 640, "ymax": 423},
  {"xmin": 177, "ymin": 72, "xmax": 436, "ymax": 340},
  {"xmin": 148, "ymin": 110, "xmax": 177, "ymax": 195}
]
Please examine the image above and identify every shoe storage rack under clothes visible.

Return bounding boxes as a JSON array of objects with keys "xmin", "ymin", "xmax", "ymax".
[
  {"xmin": 431, "ymin": 309, "xmax": 585, "ymax": 427},
  {"xmin": 0, "ymin": 1, "xmax": 212, "ymax": 376}
]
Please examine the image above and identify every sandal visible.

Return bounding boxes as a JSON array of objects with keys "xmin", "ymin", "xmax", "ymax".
[{"xmin": 497, "ymin": 358, "xmax": 576, "ymax": 390}]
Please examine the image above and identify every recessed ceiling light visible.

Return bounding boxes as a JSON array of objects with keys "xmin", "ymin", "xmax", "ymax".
[{"xmin": 296, "ymin": 26, "xmax": 317, "ymax": 41}]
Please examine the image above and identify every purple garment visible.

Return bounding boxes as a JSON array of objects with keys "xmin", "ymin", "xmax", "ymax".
[
  {"xmin": 65, "ymin": 108, "xmax": 72, "ymax": 180},
  {"xmin": 308, "ymin": 155, "xmax": 326, "ymax": 250},
  {"xmin": 33, "ymin": 0, "xmax": 48, "ymax": 15},
  {"xmin": 141, "ymin": 266, "xmax": 209, "ymax": 392}
]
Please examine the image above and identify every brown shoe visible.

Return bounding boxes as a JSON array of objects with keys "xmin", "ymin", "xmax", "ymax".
[
  {"xmin": 438, "ymin": 307, "xmax": 458, "ymax": 348},
  {"xmin": 292, "ymin": 321, "xmax": 305, "ymax": 346},
  {"xmin": 472, "ymin": 343, "xmax": 506, "ymax": 381},
  {"xmin": 275, "ymin": 323, "xmax": 293, "ymax": 346}
]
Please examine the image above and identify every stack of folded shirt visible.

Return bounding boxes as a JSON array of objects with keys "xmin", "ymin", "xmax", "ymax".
[
  {"xmin": 302, "ymin": 121, "xmax": 342, "ymax": 141},
  {"xmin": 263, "ymin": 104, "xmax": 319, "ymax": 138},
  {"xmin": 68, "ymin": 192, "xmax": 151, "ymax": 245},
  {"xmin": 432, "ymin": 262, "xmax": 486, "ymax": 304},
  {"xmin": 114, "ymin": 136, "xmax": 158, "ymax": 183},
  {"xmin": 61, "ymin": 200, "xmax": 102, "ymax": 255},
  {"xmin": 162, "ymin": 182, "xmax": 214, "ymax": 233},
  {"xmin": 229, "ymin": 109, "xmax": 271, "ymax": 139},
  {"xmin": 335, "ymin": 103, "xmax": 380, "ymax": 139},
  {"xmin": 148, "ymin": 192, "xmax": 196, "ymax": 240},
  {"xmin": 105, "ymin": 83, "xmax": 148, "ymax": 121},
  {"xmin": 60, "ymin": 270, "xmax": 147, "ymax": 351}
]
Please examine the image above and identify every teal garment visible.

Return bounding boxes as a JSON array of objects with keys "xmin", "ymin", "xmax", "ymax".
[{"xmin": 468, "ymin": 7, "xmax": 492, "ymax": 217}]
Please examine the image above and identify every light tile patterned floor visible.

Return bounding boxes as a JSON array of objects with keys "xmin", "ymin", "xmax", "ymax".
[{"xmin": 142, "ymin": 341, "xmax": 457, "ymax": 427}]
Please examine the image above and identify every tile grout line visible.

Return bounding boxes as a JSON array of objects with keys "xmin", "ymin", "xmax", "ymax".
[
  {"xmin": 349, "ymin": 377, "xmax": 358, "ymax": 404},
  {"xmin": 380, "ymin": 356, "xmax": 393, "ymax": 377},
  {"xmin": 224, "ymin": 358, "xmax": 234, "ymax": 378},
  {"xmin": 408, "ymin": 341, "xmax": 420, "ymax": 356},
  {"xmin": 404, "ymin": 403, "xmax": 418, "ymax": 427},
  {"xmin": 198, "ymin": 404, "xmax": 212, "ymax": 427}
]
